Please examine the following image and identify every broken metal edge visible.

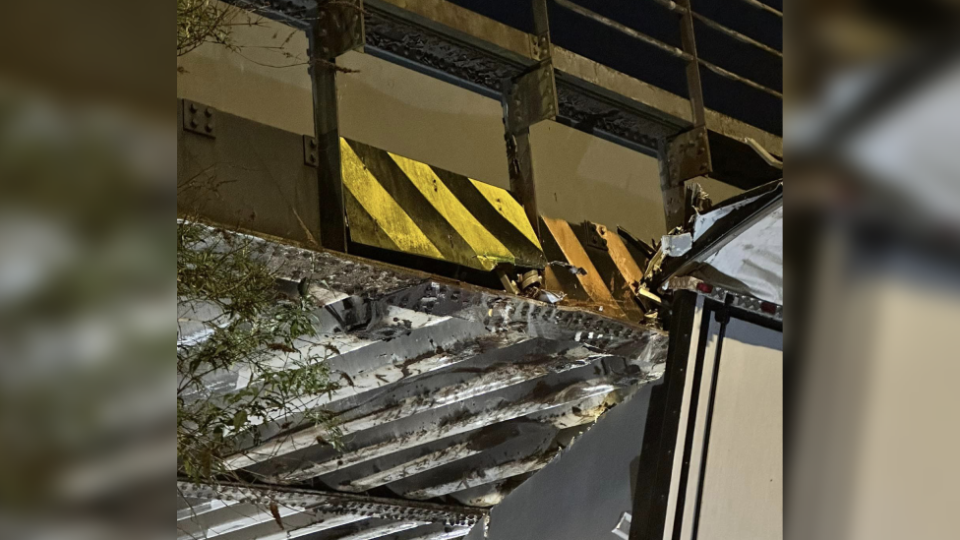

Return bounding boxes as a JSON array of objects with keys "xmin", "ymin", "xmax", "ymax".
[
  {"xmin": 652, "ymin": 181, "xmax": 783, "ymax": 286},
  {"xmin": 665, "ymin": 276, "xmax": 782, "ymax": 323},
  {"xmin": 182, "ymin": 219, "xmax": 664, "ymax": 345},
  {"xmin": 177, "ymin": 481, "xmax": 488, "ymax": 527}
]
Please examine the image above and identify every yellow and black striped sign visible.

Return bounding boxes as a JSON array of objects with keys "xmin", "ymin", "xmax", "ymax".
[
  {"xmin": 340, "ymin": 138, "xmax": 546, "ymax": 272},
  {"xmin": 540, "ymin": 217, "xmax": 650, "ymax": 323}
]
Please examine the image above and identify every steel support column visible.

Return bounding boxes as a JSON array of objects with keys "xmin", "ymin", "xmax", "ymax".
[
  {"xmin": 660, "ymin": 0, "xmax": 713, "ymax": 230},
  {"xmin": 501, "ymin": 0, "xmax": 557, "ymax": 241},
  {"xmin": 312, "ymin": 0, "xmax": 365, "ymax": 252}
]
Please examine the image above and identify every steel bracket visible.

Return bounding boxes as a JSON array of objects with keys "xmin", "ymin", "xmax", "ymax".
[
  {"xmin": 530, "ymin": 32, "xmax": 551, "ymax": 61},
  {"xmin": 504, "ymin": 0, "xmax": 556, "ymax": 134},
  {"xmin": 504, "ymin": 61, "xmax": 558, "ymax": 133},
  {"xmin": 665, "ymin": 125, "xmax": 712, "ymax": 186},
  {"xmin": 303, "ymin": 135, "xmax": 319, "ymax": 167},
  {"xmin": 315, "ymin": 0, "xmax": 365, "ymax": 60},
  {"xmin": 582, "ymin": 221, "xmax": 610, "ymax": 252},
  {"xmin": 182, "ymin": 100, "xmax": 216, "ymax": 138}
]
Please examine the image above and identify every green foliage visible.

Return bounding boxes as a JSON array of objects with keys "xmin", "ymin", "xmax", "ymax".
[
  {"xmin": 177, "ymin": 221, "xmax": 340, "ymax": 484},
  {"xmin": 177, "ymin": 0, "xmax": 237, "ymax": 57}
]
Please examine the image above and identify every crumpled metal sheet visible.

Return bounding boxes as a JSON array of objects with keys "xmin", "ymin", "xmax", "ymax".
[
  {"xmin": 179, "ymin": 222, "xmax": 669, "ymax": 540},
  {"xmin": 646, "ymin": 183, "xmax": 783, "ymax": 306},
  {"xmin": 698, "ymin": 202, "xmax": 783, "ymax": 304}
]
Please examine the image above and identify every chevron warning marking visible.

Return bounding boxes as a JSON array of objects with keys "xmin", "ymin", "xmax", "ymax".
[
  {"xmin": 340, "ymin": 138, "xmax": 546, "ymax": 272},
  {"xmin": 340, "ymin": 139, "xmax": 443, "ymax": 260}
]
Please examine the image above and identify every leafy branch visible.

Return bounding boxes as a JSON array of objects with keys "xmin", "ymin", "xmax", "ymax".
[
  {"xmin": 177, "ymin": 0, "xmax": 360, "ymax": 73},
  {"xmin": 177, "ymin": 220, "xmax": 341, "ymax": 485}
]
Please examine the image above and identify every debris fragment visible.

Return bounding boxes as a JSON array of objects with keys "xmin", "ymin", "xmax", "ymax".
[
  {"xmin": 660, "ymin": 232, "xmax": 693, "ymax": 257},
  {"xmin": 266, "ymin": 343, "xmax": 298, "ymax": 354},
  {"xmin": 548, "ymin": 261, "xmax": 587, "ymax": 275},
  {"xmin": 537, "ymin": 290, "xmax": 565, "ymax": 304},
  {"xmin": 269, "ymin": 501, "xmax": 284, "ymax": 530}
]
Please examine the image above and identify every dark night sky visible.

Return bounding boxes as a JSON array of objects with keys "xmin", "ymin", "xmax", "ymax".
[{"xmin": 446, "ymin": 0, "xmax": 783, "ymax": 135}]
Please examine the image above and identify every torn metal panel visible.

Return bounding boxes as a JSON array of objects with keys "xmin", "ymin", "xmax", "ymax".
[
  {"xmin": 648, "ymin": 181, "xmax": 783, "ymax": 303},
  {"xmin": 539, "ymin": 218, "xmax": 653, "ymax": 323},
  {"xmin": 696, "ymin": 202, "xmax": 782, "ymax": 304},
  {"xmin": 474, "ymin": 382, "xmax": 662, "ymax": 540},
  {"xmin": 182, "ymin": 298, "xmax": 468, "ymax": 401},
  {"xmin": 376, "ymin": 281, "xmax": 667, "ymax": 361},
  {"xmin": 525, "ymin": 392, "xmax": 620, "ymax": 430},
  {"xmin": 184, "ymin": 223, "xmax": 667, "ymax": 538},
  {"xmin": 265, "ymin": 372, "xmax": 601, "ymax": 484}
]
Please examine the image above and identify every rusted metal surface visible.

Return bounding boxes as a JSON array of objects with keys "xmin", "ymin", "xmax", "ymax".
[
  {"xmin": 539, "ymin": 217, "xmax": 659, "ymax": 323},
  {"xmin": 504, "ymin": 62, "xmax": 558, "ymax": 133},
  {"xmin": 180, "ymin": 222, "xmax": 668, "ymax": 539},
  {"xmin": 542, "ymin": 217, "xmax": 629, "ymax": 319},
  {"xmin": 316, "ymin": 0, "xmax": 365, "ymax": 59}
]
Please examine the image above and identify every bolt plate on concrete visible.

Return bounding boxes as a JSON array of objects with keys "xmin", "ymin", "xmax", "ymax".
[
  {"xmin": 303, "ymin": 135, "xmax": 319, "ymax": 167},
  {"xmin": 182, "ymin": 100, "xmax": 216, "ymax": 138}
]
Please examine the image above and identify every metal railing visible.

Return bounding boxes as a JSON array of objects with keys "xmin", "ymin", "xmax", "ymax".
[{"xmin": 553, "ymin": 0, "xmax": 782, "ymax": 99}]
